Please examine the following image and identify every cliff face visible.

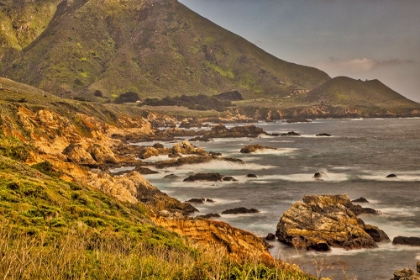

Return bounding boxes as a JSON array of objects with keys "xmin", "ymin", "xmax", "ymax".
[{"xmin": 152, "ymin": 217, "xmax": 272, "ymax": 261}]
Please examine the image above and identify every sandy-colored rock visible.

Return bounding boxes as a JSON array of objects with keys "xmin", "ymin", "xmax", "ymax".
[
  {"xmin": 276, "ymin": 194, "xmax": 386, "ymax": 250},
  {"xmin": 63, "ymin": 143, "xmax": 96, "ymax": 165},
  {"xmin": 152, "ymin": 217, "xmax": 272, "ymax": 261}
]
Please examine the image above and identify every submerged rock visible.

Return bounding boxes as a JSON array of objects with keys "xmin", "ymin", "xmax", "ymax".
[
  {"xmin": 316, "ymin": 133, "xmax": 331, "ymax": 137},
  {"xmin": 222, "ymin": 176, "xmax": 238, "ymax": 181},
  {"xmin": 393, "ymin": 236, "xmax": 420, "ymax": 246},
  {"xmin": 183, "ymin": 173, "xmax": 223, "ymax": 182},
  {"xmin": 265, "ymin": 233, "xmax": 276, "ymax": 241},
  {"xmin": 276, "ymin": 194, "xmax": 387, "ymax": 251},
  {"xmin": 246, "ymin": 173, "xmax": 257, "ymax": 178},
  {"xmin": 222, "ymin": 207, "xmax": 259, "ymax": 214},
  {"xmin": 281, "ymin": 131, "xmax": 300, "ymax": 136},
  {"xmin": 352, "ymin": 197, "xmax": 369, "ymax": 203},
  {"xmin": 186, "ymin": 198, "xmax": 206, "ymax": 203},
  {"xmin": 240, "ymin": 144, "xmax": 276, "ymax": 153},
  {"xmin": 387, "ymin": 174, "xmax": 397, "ymax": 178}
]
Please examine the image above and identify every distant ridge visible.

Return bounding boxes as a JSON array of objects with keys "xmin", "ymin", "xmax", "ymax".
[{"xmin": 304, "ymin": 77, "xmax": 419, "ymax": 108}]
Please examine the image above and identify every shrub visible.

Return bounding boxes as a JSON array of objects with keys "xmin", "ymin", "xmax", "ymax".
[{"xmin": 114, "ymin": 92, "xmax": 139, "ymax": 104}]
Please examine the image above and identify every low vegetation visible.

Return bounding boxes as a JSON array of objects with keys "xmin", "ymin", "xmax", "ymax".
[
  {"xmin": 0, "ymin": 125, "xmax": 315, "ymax": 278},
  {"xmin": 142, "ymin": 94, "xmax": 232, "ymax": 112}
]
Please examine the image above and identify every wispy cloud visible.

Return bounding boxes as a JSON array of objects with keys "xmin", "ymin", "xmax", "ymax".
[{"xmin": 318, "ymin": 57, "xmax": 416, "ymax": 73}]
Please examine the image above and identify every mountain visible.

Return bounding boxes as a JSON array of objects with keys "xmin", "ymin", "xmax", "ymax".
[{"xmin": 0, "ymin": 0, "xmax": 330, "ymax": 100}]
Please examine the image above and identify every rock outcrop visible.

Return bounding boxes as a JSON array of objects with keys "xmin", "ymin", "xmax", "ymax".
[
  {"xmin": 393, "ymin": 236, "xmax": 420, "ymax": 246},
  {"xmin": 222, "ymin": 207, "xmax": 259, "ymax": 214},
  {"xmin": 240, "ymin": 144, "xmax": 276, "ymax": 153},
  {"xmin": 184, "ymin": 173, "xmax": 224, "ymax": 182},
  {"xmin": 192, "ymin": 124, "xmax": 266, "ymax": 141},
  {"xmin": 281, "ymin": 131, "xmax": 300, "ymax": 136},
  {"xmin": 392, "ymin": 268, "xmax": 420, "ymax": 280},
  {"xmin": 276, "ymin": 194, "xmax": 388, "ymax": 251},
  {"xmin": 152, "ymin": 217, "xmax": 272, "ymax": 261}
]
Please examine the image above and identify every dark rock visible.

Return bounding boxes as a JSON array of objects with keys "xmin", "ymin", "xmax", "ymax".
[
  {"xmin": 246, "ymin": 174, "xmax": 257, "ymax": 178},
  {"xmin": 206, "ymin": 198, "xmax": 215, "ymax": 203},
  {"xmin": 196, "ymin": 213, "xmax": 221, "ymax": 219},
  {"xmin": 240, "ymin": 144, "xmax": 276, "ymax": 153},
  {"xmin": 352, "ymin": 197, "xmax": 369, "ymax": 203},
  {"xmin": 183, "ymin": 173, "xmax": 223, "ymax": 182},
  {"xmin": 152, "ymin": 143, "xmax": 164, "ymax": 149},
  {"xmin": 163, "ymin": 174, "xmax": 178, "ymax": 179},
  {"xmin": 349, "ymin": 204, "xmax": 378, "ymax": 216},
  {"xmin": 387, "ymin": 174, "xmax": 397, "ymax": 178},
  {"xmin": 364, "ymin": 224, "xmax": 390, "ymax": 242},
  {"xmin": 134, "ymin": 167, "xmax": 158, "ymax": 174},
  {"xmin": 186, "ymin": 198, "xmax": 206, "ymax": 204},
  {"xmin": 306, "ymin": 240, "xmax": 331, "ymax": 251},
  {"xmin": 222, "ymin": 176, "xmax": 238, "ymax": 181},
  {"xmin": 168, "ymin": 153, "xmax": 181, "ymax": 158},
  {"xmin": 209, "ymin": 151, "xmax": 222, "ymax": 157},
  {"xmin": 285, "ymin": 119, "xmax": 311, "ymax": 123},
  {"xmin": 316, "ymin": 133, "xmax": 331, "ymax": 137},
  {"xmin": 222, "ymin": 207, "xmax": 259, "ymax": 214},
  {"xmin": 313, "ymin": 172, "xmax": 323, "ymax": 179},
  {"xmin": 417, "ymin": 261, "xmax": 420, "ymax": 273},
  {"xmin": 281, "ymin": 131, "xmax": 300, "ymax": 136},
  {"xmin": 265, "ymin": 233, "xmax": 276, "ymax": 241},
  {"xmin": 393, "ymin": 236, "xmax": 420, "ymax": 246}
]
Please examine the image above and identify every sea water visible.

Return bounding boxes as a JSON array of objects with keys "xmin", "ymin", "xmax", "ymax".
[{"xmin": 142, "ymin": 118, "xmax": 420, "ymax": 280}]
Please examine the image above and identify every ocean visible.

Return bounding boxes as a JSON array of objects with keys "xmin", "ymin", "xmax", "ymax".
[{"xmin": 141, "ymin": 118, "xmax": 420, "ymax": 280}]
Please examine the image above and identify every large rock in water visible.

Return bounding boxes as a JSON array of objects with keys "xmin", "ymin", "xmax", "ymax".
[{"xmin": 276, "ymin": 194, "xmax": 388, "ymax": 251}]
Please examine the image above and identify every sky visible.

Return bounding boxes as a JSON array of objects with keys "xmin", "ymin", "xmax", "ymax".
[{"xmin": 178, "ymin": 0, "xmax": 420, "ymax": 102}]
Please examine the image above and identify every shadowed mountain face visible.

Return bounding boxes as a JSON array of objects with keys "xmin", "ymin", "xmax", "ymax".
[{"xmin": 0, "ymin": 0, "xmax": 330, "ymax": 100}]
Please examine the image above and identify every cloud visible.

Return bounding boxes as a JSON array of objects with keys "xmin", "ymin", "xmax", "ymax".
[{"xmin": 318, "ymin": 57, "xmax": 416, "ymax": 73}]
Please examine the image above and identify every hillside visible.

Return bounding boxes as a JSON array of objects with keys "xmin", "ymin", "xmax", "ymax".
[
  {"xmin": 302, "ymin": 77, "xmax": 419, "ymax": 108},
  {"xmin": 0, "ymin": 0, "xmax": 330, "ymax": 100},
  {"xmin": 0, "ymin": 82, "xmax": 316, "ymax": 279}
]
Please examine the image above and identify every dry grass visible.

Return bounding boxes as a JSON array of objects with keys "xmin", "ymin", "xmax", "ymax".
[{"xmin": 0, "ymin": 226, "xmax": 316, "ymax": 280}]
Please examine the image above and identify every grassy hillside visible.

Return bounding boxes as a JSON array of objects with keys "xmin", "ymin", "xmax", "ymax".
[
  {"xmin": 0, "ymin": 80, "xmax": 317, "ymax": 279},
  {"xmin": 0, "ymin": 0, "xmax": 61, "ymax": 57},
  {"xmin": 301, "ymin": 77, "xmax": 419, "ymax": 108},
  {"xmin": 0, "ymin": 0, "xmax": 330, "ymax": 100}
]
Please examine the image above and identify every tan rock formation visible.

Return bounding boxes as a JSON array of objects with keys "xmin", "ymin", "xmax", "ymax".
[
  {"xmin": 276, "ymin": 194, "xmax": 388, "ymax": 251},
  {"xmin": 152, "ymin": 217, "xmax": 272, "ymax": 261}
]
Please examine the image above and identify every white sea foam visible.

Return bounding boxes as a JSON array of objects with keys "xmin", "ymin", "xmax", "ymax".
[
  {"xmin": 359, "ymin": 174, "xmax": 420, "ymax": 182},
  {"xmin": 141, "ymin": 155, "xmax": 173, "ymax": 162},
  {"xmin": 252, "ymin": 148, "xmax": 299, "ymax": 155},
  {"xmin": 253, "ymin": 172, "xmax": 349, "ymax": 182},
  {"xmin": 376, "ymin": 207, "xmax": 420, "ymax": 218},
  {"xmin": 166, "ymin": 160, "xmax": 277, "ymax": 171}
]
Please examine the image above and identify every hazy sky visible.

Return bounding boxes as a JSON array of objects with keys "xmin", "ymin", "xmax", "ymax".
[{"xmin": 179, "ymin": 0, "xmax": 420, "ymax": 102}]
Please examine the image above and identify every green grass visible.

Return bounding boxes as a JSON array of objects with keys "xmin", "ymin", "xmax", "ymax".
[{"xmin": 0, "ymin": 141, "xmax": 316, "ymax": 279}]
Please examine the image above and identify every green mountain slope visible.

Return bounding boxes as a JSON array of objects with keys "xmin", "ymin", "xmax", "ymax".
[
  {"xmin": 0, "ymin": 0, "xmax": 330, "ymax": 100},
  {"xmin": 302, "ymin": 76, "xmax": 419, "ymax": 108},
  {"xmin": 0, "ymin": 0, "xmax": 61, "ymax": 57}
]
